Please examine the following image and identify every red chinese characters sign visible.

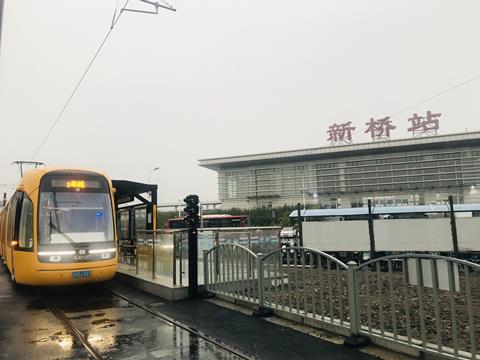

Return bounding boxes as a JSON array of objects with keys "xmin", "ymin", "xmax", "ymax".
[
  {"xmin": 326, "ymin": 110, "xmax": 441, "ymax": 145},
  {"xmin": 327, "ymin": 122, "xmax": 356, "ymax": 145},
  {"xmin": 407, "ymin": 111, "xmax": 441, "ymax": 137},
  {"xmin": 365, "ymin": 117, "xmax": 396, "ymax": 141}
]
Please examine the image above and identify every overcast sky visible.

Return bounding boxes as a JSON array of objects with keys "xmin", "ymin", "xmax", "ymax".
[{"xmin": 0, "ymin": 0, "xmax": 479, "ymax": 203}]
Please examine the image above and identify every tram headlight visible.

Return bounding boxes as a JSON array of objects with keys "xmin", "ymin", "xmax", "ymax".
[
  {"xmin": 88, "ymin": 248, "xmax": 116, "ymax": 259},
  {"xmin": 38, "ymin": 250, "xmax": 75, "ymax": 262},
  {"xmin": 49, "ymin": 255, "xmax": 62, "ymax": 262}
]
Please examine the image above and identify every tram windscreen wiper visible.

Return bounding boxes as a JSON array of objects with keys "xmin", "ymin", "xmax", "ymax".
[{"xmin": 49, "ymin": 212, "xmax": 78, "ymax": 248}]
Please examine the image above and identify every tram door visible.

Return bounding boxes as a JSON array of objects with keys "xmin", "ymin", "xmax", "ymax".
[
  {"xmin": 5, "ymin": 192, "xmax": 23, "ymax": 278},
  {"xmin": 5, "ymin": 198, "xmax": 16, "ymax": 274}
]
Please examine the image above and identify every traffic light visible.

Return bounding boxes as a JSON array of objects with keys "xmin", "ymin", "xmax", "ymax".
[{"xmin": 184, "ymin": 194, "xmax": 200, "ymax": 228}]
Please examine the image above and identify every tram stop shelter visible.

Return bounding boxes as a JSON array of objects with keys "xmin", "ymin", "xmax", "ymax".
[{"xmin": 112, "ymin": 180, "xmax": 158, "ymax": 264}]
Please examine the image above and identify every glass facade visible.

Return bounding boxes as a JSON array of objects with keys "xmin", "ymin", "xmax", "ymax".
[{"xmin": 216, "ymin": 146, "xmax": 480, "ymax": 209}]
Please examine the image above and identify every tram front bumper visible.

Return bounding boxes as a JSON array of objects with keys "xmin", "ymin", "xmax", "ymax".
[{"xmin": 23, "ymin": 264, "xmax": 117, "ymax": 286}]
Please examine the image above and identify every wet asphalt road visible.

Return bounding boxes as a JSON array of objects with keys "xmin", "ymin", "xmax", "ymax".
[{"xmin": 0, "ymin": 266, "xmax": 241, "ymax": 360}]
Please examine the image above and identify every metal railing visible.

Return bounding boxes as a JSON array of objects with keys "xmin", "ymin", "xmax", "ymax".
[
  {"xmin": 204, "ymin": 246, "xmax": 480, "ymax": 359},
  {"xmin": 174, "ymin": 227, "xmax": 280, "ymax": 287},
  {"xmin": 204, "ymin": 244, "xmax": 259, "ymax": 303},
  {"xmin": 260, "ymin": 247, "xmax": 351, "ymax": 331},
  {"xmin": 355, "ymin": 254, "xmax": 480, "ymax": 359},
  {"xmin": 118, "ymin": 229, "xmax": 185, "ymax": 285},
  {"xmin": 118, "ymin": 227, "xmax": 281, "ymax": 287}
]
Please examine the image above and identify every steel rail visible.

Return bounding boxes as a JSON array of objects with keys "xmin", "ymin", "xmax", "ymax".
[
  {"xmin": 46, "ymin": 301, "xmax": 104, "ymax": 360},
  {"xmin": 106, "ymin": 288, "xmax": 255, "ymax": 360}
]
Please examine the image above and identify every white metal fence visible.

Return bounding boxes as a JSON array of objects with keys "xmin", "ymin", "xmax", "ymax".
[
  {"xmin": 204, "ymin": 244, "xmax": 260, "ymax": 304},
  {"xmin": 204, "ymin": 246, "xmax": 480, "ymax": 360},
  {"xmin": 356, "ymin": 254, "xmax": 480, "ymax": 359}
]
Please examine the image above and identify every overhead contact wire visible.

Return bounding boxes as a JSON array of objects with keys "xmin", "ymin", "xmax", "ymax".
[
  {"xmin": 390, "ymin": 73, "xmax": 480, "ymax": 119},
  {"xmin": 31, "ymin": 0, "xmax": 131, "ymax": 160}
]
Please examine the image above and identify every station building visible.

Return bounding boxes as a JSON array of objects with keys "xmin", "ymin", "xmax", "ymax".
[{"xmin": 198, "ymin": 132, "xmax": 480, "ymax": 209}]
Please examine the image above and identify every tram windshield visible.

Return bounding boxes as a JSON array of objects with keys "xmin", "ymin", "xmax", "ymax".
[{"xmin": 38, "ymin": 173, "xmax": 114, "ymax": 246}]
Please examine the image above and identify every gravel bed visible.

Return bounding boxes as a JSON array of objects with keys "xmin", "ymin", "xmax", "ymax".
[{"xmin": 259, "ymin": 265, "xmax": 480, "ymax": 354}]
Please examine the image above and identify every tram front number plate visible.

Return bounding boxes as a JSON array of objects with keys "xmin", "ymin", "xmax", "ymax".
[{"xmin": 72, "ymin": 270, "xmax": 91, "ymax": 278}]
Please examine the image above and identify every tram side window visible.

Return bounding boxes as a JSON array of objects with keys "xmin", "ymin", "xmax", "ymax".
[
  {"xmin": 2, "ymin": 207, "xmax": 8, "ymax": 246},
  {"xmin": 6, "ymin": 192, "xmax": 20, "ymax": 247},
  {"xmin": 6, "ymin": 200, "xmax": 16, "ymax": 246},
  {"xmin": 18, "ymin": 195, "xmax": 34, "ymax": 250}
]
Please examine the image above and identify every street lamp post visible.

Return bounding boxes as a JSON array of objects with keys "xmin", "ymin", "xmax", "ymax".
[
  {"xmin": 147, "ymin": 167, "xmax": 160, "ymax": 201},
  {"xmin": 301, "ymin": 178, "xmax": 320, "ymax": 222},
  {"xmin": 147, "ymin": 166, "xmax": 160, "ymax": 184}
]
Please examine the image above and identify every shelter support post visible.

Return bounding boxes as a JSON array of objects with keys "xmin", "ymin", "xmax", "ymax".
[{"xmin": 367, "ymin": 199, "xmax": 376, "ymax": 258}]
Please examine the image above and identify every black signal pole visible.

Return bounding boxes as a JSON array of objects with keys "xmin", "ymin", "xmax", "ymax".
[
  {"xmin": 297, "ymin": 203, "xmax": 303, "ymax": 247},
  {"xmin": 184, "ymin": 194, "xmax": 199, "ymax": 299},
  {"xmin": 367, "ymin": 199, "xmax": 376, "ymax": 257},
  {"xmin": 448, "ymin": 195, "xmax": 459, "ymax": 256}
]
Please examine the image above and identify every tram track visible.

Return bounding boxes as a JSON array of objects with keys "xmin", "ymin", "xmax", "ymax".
[
  {"xmin": 44, "ymin": 298, "xmax": 104, "ymax": 360},
  {"xmin": 105, "ymin": 288, "xmax": 255, "ymax": 360},
  {"xmin": 39, "ymin": 286, "xmax": 253, "ymax": 360}
]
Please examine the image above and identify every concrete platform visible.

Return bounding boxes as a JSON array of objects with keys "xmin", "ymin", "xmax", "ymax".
[{"xmin": 116, "ymin": 263, "xmax": 192, "ymax": 301}]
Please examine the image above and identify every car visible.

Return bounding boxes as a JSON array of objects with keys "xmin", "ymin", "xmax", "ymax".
[{"xmin": 280, "ymin": 226, "xmax": 297, "ymax": 238}]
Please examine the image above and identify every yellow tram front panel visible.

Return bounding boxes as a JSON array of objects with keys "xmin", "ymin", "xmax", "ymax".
[{"xmin": 1, "ymin": 167, "xmax": 118, "ymax": 286}]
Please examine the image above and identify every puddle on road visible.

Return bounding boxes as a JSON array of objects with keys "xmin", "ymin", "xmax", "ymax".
[
  {"xmin": 91, "ymin": 318, "xmax": 120, "ymax": 326},
  {"xmin": 69, "ymin": 313, "xmax": 95, "ymax": 320},
  {"xmin": 29, "ymin": 331, "xmax": 71, "ymax": 344},
  {"xmin": 22, "ymin": 327, "xmax": 49, "ymax": 334}
]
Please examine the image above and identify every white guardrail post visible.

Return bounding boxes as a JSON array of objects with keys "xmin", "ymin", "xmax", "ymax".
[
  {"xmin": 258, "ymin": 254, "xmax": 265, "ymax": 307},
  {"xmin": 345, "ymin": 260, "xmax": 367, "ymax": 347},
  {"xmin": 254, "ymin": 253, "xmax": 273, "ymax": 317}
]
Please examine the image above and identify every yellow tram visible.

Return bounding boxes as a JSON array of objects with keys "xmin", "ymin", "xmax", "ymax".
[{"xmin": 0, "ymin": 167, "xmax": 117, "ymax": 285}]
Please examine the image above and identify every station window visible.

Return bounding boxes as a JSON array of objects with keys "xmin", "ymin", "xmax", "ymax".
[{"xmin": 18, "ymin": 194, "xmax": 34, "ymax": 250}]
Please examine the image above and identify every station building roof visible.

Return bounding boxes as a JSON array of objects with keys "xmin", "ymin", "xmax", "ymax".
[
  {"xmin": 289, "ymin": 203, "xmax": 480, "ymax": 218},
  {"xmin": 199, "ymin": 131, "xmax": 480, "ymax": 171}
]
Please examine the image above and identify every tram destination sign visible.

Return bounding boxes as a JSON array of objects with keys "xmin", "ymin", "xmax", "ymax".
[{"xmin": 326, "ymin": 110, "xmax": 441, "ymax": 146}]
